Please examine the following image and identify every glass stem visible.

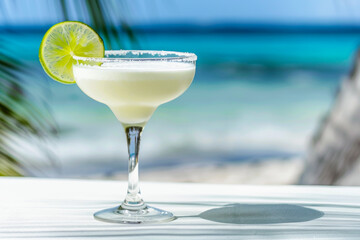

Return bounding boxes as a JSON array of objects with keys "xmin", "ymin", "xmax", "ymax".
[{"xmin": 121, "ymin": 126, "xmax": 146, "ymax": 211}]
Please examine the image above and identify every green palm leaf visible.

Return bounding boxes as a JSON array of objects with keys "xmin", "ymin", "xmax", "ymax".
[{"xmin": 0, "ymin": 0, "xmax": 137, "ymax": 176}]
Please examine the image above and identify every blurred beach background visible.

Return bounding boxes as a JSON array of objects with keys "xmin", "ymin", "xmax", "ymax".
[{"xmin": 1, "ymin": 0, "xmax": 360, "ymax": 184}]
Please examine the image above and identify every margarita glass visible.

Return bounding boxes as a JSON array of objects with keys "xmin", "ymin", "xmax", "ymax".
[{"xmin": 73, "ymin": 50, "xmax": 196, "ymax": 223}]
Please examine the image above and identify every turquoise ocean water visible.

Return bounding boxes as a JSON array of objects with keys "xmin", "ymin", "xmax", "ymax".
[{"xmin": 6, "ymin": 31, "xmax": 360, "ymax": 177}]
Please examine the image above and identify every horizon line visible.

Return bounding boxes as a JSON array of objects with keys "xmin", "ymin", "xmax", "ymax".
[{"xmin": 3, "ymin": 22, "xmax": 360, "ymax": 33}]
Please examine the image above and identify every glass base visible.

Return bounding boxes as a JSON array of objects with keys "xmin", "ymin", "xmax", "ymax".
[{"xmin": 94, "ymin": 205, "xmax": 176, "ymax": 224}]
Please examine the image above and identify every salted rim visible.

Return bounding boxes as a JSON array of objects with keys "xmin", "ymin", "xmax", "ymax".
[{"xmin": 73, "ymin": 50, "xmax": 197, "ymax": 62}]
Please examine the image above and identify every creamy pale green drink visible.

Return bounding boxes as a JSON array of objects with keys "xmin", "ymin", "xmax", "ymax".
[
  {"xmin": 39, "ymin": 21, "xmax": 196, "ymax": 224},
  {"xmin": 74, "ymin": 61, "xmax": 195, "ymax": 127}
]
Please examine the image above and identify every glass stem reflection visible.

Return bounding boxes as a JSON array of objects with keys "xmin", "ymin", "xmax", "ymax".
[{"xmin": 121, "ymin": 126, "xmax": 146, "ymax": 211}]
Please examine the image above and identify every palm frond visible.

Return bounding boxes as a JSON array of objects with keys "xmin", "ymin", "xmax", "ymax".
[
  {"xmin": 0, "ymin": 46, "xmax": 54, "ymax": 176},
  {"xmin": 0, "ymin": 0, "xmax": 137, "ymax": 176},
  {"xmin": 61, "ymin": 0, "xmax": 138, "ymax": 49}
]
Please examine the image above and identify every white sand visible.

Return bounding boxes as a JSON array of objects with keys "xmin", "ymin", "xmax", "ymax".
[{"xmin": 112, "ymin": 158, "xmax": 304, "ymax": 185}]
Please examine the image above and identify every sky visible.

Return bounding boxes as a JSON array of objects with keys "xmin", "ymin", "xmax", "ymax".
[{"xmin": 1, "ymin": 0, "xmax": 360, "ymax": 27}]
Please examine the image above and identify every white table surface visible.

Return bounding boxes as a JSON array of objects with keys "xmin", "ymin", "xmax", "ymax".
[{"xmin": 1, "ymin": 177, "xmax": 360, "ymax": 239}]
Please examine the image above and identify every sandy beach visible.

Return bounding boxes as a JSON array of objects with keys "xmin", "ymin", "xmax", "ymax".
[{"xmin": 110, "ymin": 158, "xmax": 304, "ymax": 185}]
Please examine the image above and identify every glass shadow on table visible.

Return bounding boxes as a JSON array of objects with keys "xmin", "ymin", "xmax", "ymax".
[
  {"xmin": 196, "ymin": 203, "xmax": 324, "ymax": 224},
  {"xmin": 155, "ymin": 202, "xmax": 324, "ymax": 224}
]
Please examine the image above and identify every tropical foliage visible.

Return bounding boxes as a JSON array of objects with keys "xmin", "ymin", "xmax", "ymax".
[
  {"xmin": 0, "ymin": 37, "xmax": 52, "ymax": 176},
  {"xmin": 0, "ymin": 0, "xmax": 135, "ymax": 176}
]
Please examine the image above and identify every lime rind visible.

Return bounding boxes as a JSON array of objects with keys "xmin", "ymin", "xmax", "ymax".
[{"xmin": 39, "ymin": 21, "xmax": 105, "ymax": 84}]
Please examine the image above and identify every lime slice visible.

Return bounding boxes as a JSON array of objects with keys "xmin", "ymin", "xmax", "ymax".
[{"xmin": 39, "ymin": 21, "xmax": 104, "ymax": 84}]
